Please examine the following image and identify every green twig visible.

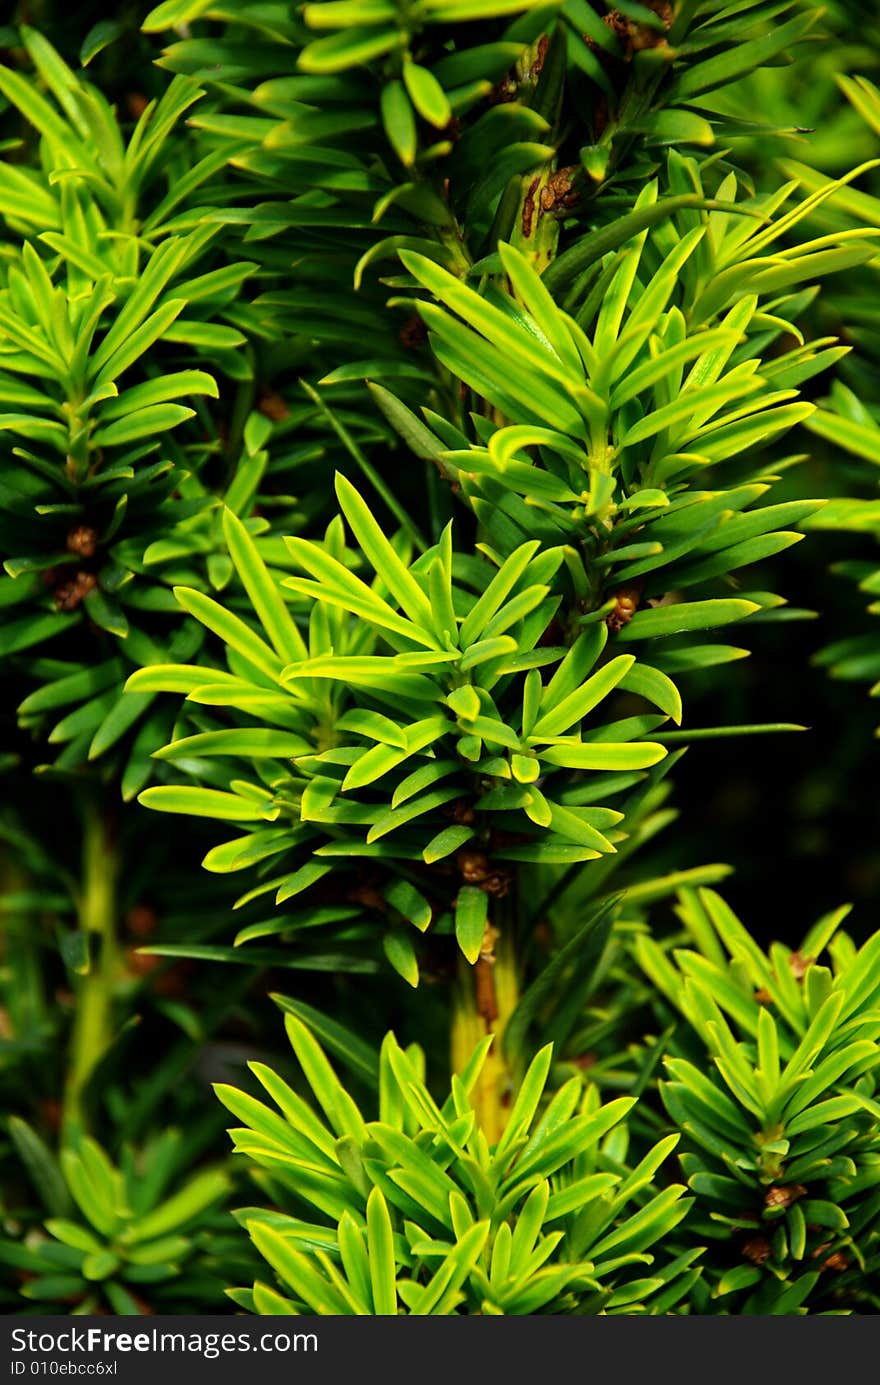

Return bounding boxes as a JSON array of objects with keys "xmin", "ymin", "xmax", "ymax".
[{"xmin": 63, "ymin": 789, "xmax": 118, "ymax": 1139}]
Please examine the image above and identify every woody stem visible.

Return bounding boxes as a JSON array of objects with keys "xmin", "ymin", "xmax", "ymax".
[{"xmin": 451, "ymin": 898, "xmax": 520, "ymax": 1145}]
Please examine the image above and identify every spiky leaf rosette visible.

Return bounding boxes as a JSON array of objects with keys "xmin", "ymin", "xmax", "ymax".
[
  {"xmin": 790, "ymin": 77, "xmax": 880, "ymax": 729},
  {"xmin": 132, "ymin": 480, "xmax": 687, "ymax": 981},
  {"xmin": 139, "ymin": 0, "xmax": 826, "ymax": 373},
  {"xmin": 1, "ymin": 1125, "xmax": 246, "ymax": 1314},
  {"xmin": 635, "ymin": 888, "xmax": 880, "ymax": 1313},
  {"xmin": 0, "ymin": 32, "xmax": 385, "ymax": 786},
  {"xmin": 218, "ymin": 1014, "xmax": 694, "ymax": 1315}
]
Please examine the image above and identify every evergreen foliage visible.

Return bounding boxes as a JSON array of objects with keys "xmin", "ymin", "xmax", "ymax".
[{"xmin": 1, "ymin": 0, "xmax": 878, "ymax": 1317}]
